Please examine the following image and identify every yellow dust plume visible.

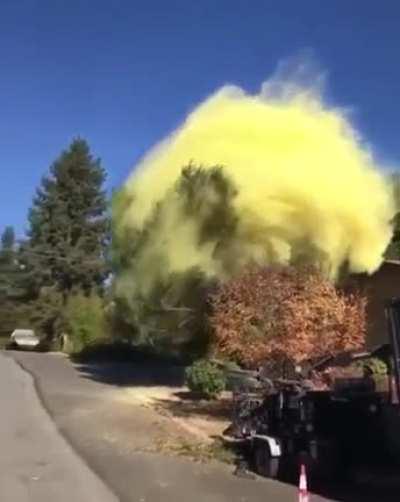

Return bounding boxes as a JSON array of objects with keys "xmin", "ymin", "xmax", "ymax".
[{"xmin": 115, "ymin": 69, "xmax": 395, "ymax": 296}]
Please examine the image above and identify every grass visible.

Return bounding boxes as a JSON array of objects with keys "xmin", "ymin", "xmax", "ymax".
[
  {"xmin": 154, "ymin": 436, "xmax": 236, "ymax": 464},
  {"xmin": 153, "ymin": 391, "xmax": 232, "ymax": 422}
]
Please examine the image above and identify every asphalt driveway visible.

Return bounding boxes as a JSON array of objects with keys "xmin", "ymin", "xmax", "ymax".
[
  {"xmin": 0, "ymin": 352, "xmax": 117, "ymax": 502},
  {"xmin": 4, "ymin": 350, "xmax": 329, "ymax": 502}
]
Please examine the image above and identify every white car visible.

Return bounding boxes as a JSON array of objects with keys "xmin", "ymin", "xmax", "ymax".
[{"xmin": 9, "ymin": 329, "xmax": 40, "ymax": 350}]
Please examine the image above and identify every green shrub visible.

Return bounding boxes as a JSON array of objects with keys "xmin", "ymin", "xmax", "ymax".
[
  {"xmin": 63, "ymin": 294, "xmax": 107, "ymax": 353},
  {"xmin": 355, "ymin": 357, "xmax": 388, "ymax": 377},
  {"xmin": 185, "ymin": 359, "xmax": 226, "ymax": 399}
]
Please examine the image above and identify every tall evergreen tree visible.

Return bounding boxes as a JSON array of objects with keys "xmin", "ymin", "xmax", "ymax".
[
  {"xmin": 0, "ymin": 226, "xmax": 17, "ymax": 299},
  {"xmin": 0, "ymin": 229, "xmax": 34, "ymax": 337},
  {"xmin": 28, "ymin": 138, "xmax": 109, "ymax": 299},
  {"xmin": 1, "ymin": 226, "xmax": 15, "ymax": 253}
]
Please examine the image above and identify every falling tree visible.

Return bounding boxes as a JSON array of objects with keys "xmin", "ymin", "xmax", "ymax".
[{"xmin": 112, "ymin": 165, "xmax": 238, "ymax": 357}]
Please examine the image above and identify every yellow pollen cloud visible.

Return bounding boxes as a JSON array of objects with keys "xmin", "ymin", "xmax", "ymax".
[{"xmin": 115, "ymin": 76, "xmax": 395, "ymax": 295}]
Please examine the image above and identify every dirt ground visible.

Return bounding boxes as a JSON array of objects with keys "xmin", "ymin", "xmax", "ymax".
[{"xmin": 117, "ymin": 385, "xmax": 232, "ymax": 445}]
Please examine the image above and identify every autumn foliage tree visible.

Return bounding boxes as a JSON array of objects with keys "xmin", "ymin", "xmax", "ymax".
[{"xmin": 208, "ymin": 266, "xmax": 366, "ymax": 373}]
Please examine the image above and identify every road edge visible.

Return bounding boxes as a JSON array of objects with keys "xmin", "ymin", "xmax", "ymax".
[{"xmin": 3, "ymin": 351, "xmax": 120, "ymax": 501}]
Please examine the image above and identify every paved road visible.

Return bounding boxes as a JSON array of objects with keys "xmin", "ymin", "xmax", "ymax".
[
  {"xmin": 0, "ymin": 352, "xmax": 117, "ymax": 502},
  {"xmin": 3, "ymin": 351, "xmax": 330, "ymax": 502}
]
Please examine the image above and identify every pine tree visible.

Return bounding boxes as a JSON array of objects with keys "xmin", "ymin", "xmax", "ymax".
[
  {"xmin": 0, "ymin": 226, "xmax": 17, "ymax": 298},
  {"xmin": 0, "ymin": 228, "xmax": 33, "ymax": 337},
  {"xmin": 27, "ymin": 138, "xmax": 109, "ymax": 299},
  {"xmin": 1, "ymin": 226, "xmax": 15, "ymax": 253}
]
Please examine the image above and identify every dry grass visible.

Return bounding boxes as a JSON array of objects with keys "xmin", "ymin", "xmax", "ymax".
[
  {"xmin": 154, "ymin": 435, "xmax": 236, "ymax": 464},
  {"xmin": 117, "ymin": 383, "xmax": 237, "ymax": 464}
]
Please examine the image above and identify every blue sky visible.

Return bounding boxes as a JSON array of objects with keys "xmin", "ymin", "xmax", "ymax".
[{"xmin": 1, "ymin": 0, "xmax": 400, "ymax": 236}]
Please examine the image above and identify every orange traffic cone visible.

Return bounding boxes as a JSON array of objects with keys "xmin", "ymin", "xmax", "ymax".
[{"xmin": 298, "ymin": 463, "xmax": 309, "ymax": 502}]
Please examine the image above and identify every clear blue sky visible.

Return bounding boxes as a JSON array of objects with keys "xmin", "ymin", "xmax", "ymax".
[{"xmin": 1, "ymin": 0, "xmax": 400, "ymax": 236}]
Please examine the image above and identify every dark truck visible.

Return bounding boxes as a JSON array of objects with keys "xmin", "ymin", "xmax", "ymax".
[{"xmin": 225, "ymin": 297, "xmax": 400, "ymax": 482}]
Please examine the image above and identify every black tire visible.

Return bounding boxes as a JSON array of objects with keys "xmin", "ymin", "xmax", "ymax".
[{"xmin": 253, "ymin": 440, "xmax": 279, "ymax": 478}]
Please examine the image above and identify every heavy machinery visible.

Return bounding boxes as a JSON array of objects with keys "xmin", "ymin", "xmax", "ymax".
[{"xmin": 225, "ymin": 298, "xmax": 400, "ymax": 482}]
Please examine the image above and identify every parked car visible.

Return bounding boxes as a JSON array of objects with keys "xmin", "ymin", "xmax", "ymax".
[{"xmin": 7, "ymin": 329, "xmax": 40, "ymax": 350}]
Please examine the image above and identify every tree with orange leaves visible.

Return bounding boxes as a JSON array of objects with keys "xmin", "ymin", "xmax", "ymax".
[{"xmin": 208, "ymin": 266, "xmax": 366, "ymax": 373}]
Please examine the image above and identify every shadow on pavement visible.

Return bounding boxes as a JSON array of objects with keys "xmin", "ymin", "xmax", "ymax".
[
  {"xmin": 75, "ymin": 360, "xmax": 186, "ymax": 388},
  {"xmin": 71, "ymin": 342, "xmax": 187, "ymax": 387}
]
